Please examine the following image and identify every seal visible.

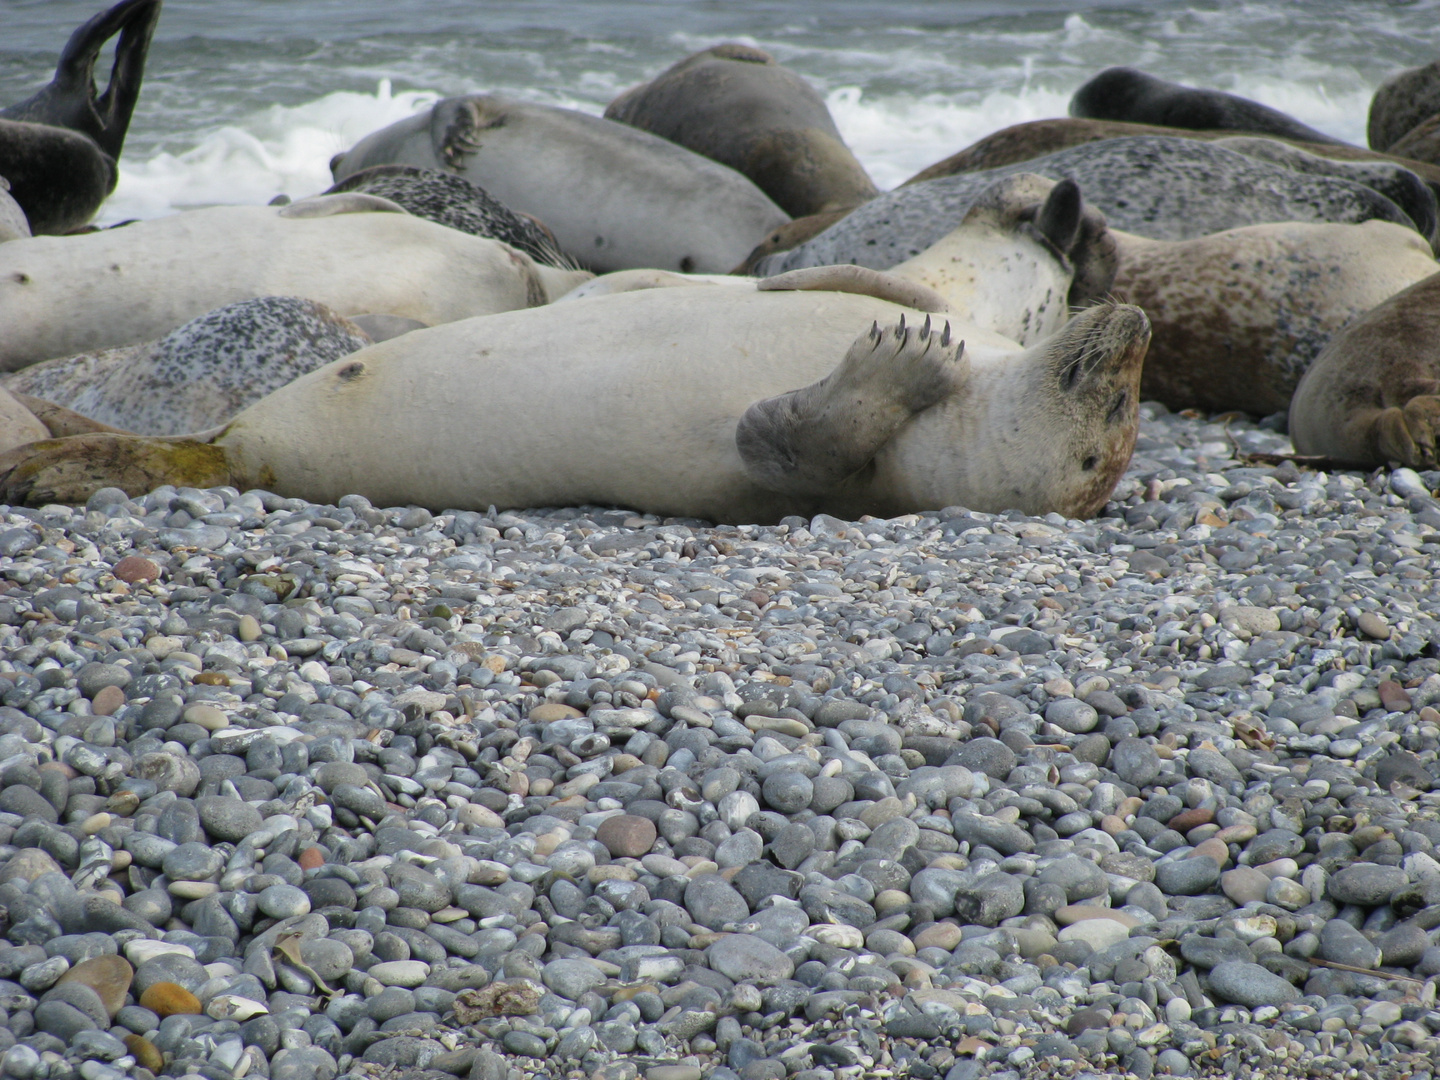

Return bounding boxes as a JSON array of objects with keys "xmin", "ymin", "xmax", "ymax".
[
  {"xmin": 324, "ymin": 164, "xmax": 568, "ymax": 266},
  {"xmin": 1070, "ymin": 67, "xmax": 1345, "ymax": 145},
  {"xmin": 1290, "ymin": 271, "xmax": 1440, "ymax": 469},
  {"xmin": 0, "ymin": 178, "xmax": 30, "ymax": 243},
  {"xmin": 0, "ymin": 0, "xmax": 161, "ymax": 160},
  {"xmin": 755, "ymin": 137, "xmax": 1426, "ymax": 276},
  {"xmin": 1370, "ymin": 61, "xmax": 1440, "ymax": 153},
  {"xmin": 1112, "ymin": 220, "xmax": 1438, "ymax": 415},
  {"xmin": 567, "ymin": 175, "xmax": 1116, "ymax": 347},
  {"xmin": 604, "ymin": 43, "xmax": 878, "ymax": 218},
  {"xmin": 2, "ymin": 296, "xmax": 377, "ymax": 436},
  {"xmin": 0, "ymin": 192, "xmax": 592, "ymax": 370},
  {"xmin": 0, "ymin": 0, "xmax": 160, "ymax": 235},
  {"xmin": 330, "ymin": 94, "xmax": 790, "ymax": 274},
  {"xmin": 0, "ymin": 290, "xmax": 1151, "ymax": 524},
  {"xmin": 1390, "ymin": 115, "xmax": 1440, "ymax": 168}
]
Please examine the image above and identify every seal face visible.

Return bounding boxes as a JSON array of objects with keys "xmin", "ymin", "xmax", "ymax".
[
  {"xmin": 3, "ymin": 297, "xmax": 373, "ymax": 436},
  {"xmin": 324, "ymin": 165, "xmax": 569, "ymax": 267},
  {"xmin": 1071, "ymin": 67, "xmax": 1344, "ymax": 146},
  {"xmin": 605, "ymin": 43, "xmax": 878, "ymax": 218},
  {"xmin": 0, "ymin": 292, "xmax": 1151, "ymax": 524},
  {"xmin": 330, "ymin": 94, "xmax": 790, "ymax": 274},
  {"xmin": 1290, "ymin": 271, "xmax": 1440, "ymax": 469},
  {"xmin": 756, "ymin": 137, "xmax": 1426, "ymax": 276}
]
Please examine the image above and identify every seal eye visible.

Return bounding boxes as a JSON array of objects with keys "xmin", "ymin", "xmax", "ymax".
[
  {"xmin": 1082, "ymin": 455, "xmax": 1098, "ymax": 471},
  {"xmin": 1107, "ymin": 390, "xmax": 1130, "ymax": 423}
]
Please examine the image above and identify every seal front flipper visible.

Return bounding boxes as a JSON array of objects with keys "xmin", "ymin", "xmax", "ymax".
[
  {"xmin": 1375, "ymin": 395, "xmax": 1440, "ymax": 469},
  {"xmin": 0, "ymin": 0, "xmax": 162, "ymax": 160},
  {"xmin": 756, "ymin": 266, "xmax": 951, "ymax": 312},
  {"xmin": 736, "ymin": 315, "xmax": 967, "ymax": 497},
  {"xmin": 0, "ymin": 433, "xmax": 232, "ymax": 509},
  {"xmin": 429, "ymin": 97, "xmax": 501, "ymax": 172}
]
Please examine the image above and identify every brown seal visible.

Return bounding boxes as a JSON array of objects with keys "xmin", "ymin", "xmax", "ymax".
[
  {"xmin": 606, "ymin": 43, "xmax": 878, "ymax": 218},
  {"xmin": 1290, "ymin": 271, "xmax": 1440, "ymax": 469}
]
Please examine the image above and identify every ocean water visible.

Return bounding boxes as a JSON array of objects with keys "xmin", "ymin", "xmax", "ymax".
[{"xmin": 2, "ymin": 0, "xmax": 1440, "ymax": 225}]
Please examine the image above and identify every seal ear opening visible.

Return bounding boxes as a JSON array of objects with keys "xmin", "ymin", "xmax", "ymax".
[{"xmin": 1033, "ymin": 178, "xmax": 1083, "ymax": 257}]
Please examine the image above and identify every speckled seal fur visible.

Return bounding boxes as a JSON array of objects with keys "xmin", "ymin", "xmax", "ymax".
[
  {"xmin": 325, "ymin": 164, "xmax": 569, "ymax": 267},
  {"xmin": 2, "ymin": 296, "xmax": 372, "ymax": 435},
  {"xmin": 756, "ymin": 137, "xmax": 1425, "ymax": 276}
]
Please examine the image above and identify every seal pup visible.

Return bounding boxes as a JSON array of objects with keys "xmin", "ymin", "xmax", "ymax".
[
  {"xmin": 1113, "ymin": 220, "xmax": 1438, "ymax": 415},
  {"xmin": 1290, "ymin": 272, "xmax": 1440, "ymax": 469},
  {"xmin": 755, "ymin": 137, "xmax": 1424, "ymax": 276},
  {"xmin": 0, "ymin": 0, "xmax": 161, "ymax": 161},
  {"xmin": 0, "ymin": 178, "xmax": 30, "ymax": 243},
  {"xmin": 1370, "ymin": 61, "xmax": 1440, "ymax": 153},
  {"xmin": 330, "ymin": 94, "xmax": 790, "ymax": 274},
  {"xmin": 1071, "ymin": 67, "xmax": 1344, "ymax": 146},
  {"xmin": 0, "ymin": 192, "xmax": 592, "ymax": 370},
  {"xmin": 566, "ymin": 176, "xmax": 1114, "ymax": 347},
  {"xmin": 324, "ymin": 165, "xmax": 568, "ymax": 266},
  {"xmin": 605, "ymin": 43, "xmax": 878, "ymax": 218},
  {"xmin": 0, "ymin": 291, "xmax": 1151, "ymax": 524},
  {"xmin": 3, "ymin": 297, "xmax": 379, "ymax": 436}
]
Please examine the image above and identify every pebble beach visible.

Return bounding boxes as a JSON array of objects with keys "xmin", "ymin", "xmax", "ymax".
[{"xmin": 0, "ymin": 402, "xmax": 1438, "ymax": 1080}]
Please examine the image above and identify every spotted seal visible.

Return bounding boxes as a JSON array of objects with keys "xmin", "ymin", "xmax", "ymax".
[
  {"xmin": 1290, "ymin": 271, "xmax": 1440, "ymax": 469},
  {"xmin": 0, "ymin": 192, "xmax": 592, "ymax": 370},
  {"xmin": 324, "ymin": 164, "xmax": 568, "ymax": 266},
  {"xmin": 0, "ymin": 289, "xmax": 1150, "ymax": 524},
  {"xmin": 1370, "ymin": 61, "xmax": 1440, "ymax": 153},
  {"xmin": 605, "ymin": 43, "xmax": 878, "ymax": 218},
  {"xmin": 754, "ymin": 137, "xmax": 1427, "ymax": 276},
  {"xmin": 1071, "ymin": 67, "xmax": 1345, "ymax": 145},
  {"xmin": 2, "ymin": 297, "xmax": 382, "ymax": 436},
  {"xmin": 330, "ymin": 94, "xmax": 790, "ymax": 274}
]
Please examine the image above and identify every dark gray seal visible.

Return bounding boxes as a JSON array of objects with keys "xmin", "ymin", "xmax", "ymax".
[
  {"xmin": 0, "ymin": 0, "xmax": 161, "ymax": 235},
  {"xmin": 755, "ymin": 137, "xmax": 1426, "ymax": 276},
  {"xmin": 1369, "ymin": 61, "xmax": 1440, "ymax": 153},
  {"xmin": 1071, "ymin": 67, "xmax": 1344, "ymax": 145},
  {"xmin": 324, "ymin": 164, "xmax": 568, "ymax": 266},
  {"xmin": 605, "ymin": 43, "xmax": 878, "ymax": 218},
  {"xmin": 2, "ymin": 296, "xmax": 373, "ymax": 436}
]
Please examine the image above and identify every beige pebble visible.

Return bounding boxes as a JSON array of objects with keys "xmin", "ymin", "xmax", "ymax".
[
  {"xmin": 91, "ymin": 684, "xmax": 126, "ymax": 716},
  {"xmin": 237, "ymin": 614, "xmax": 262, "ymax": 642},
  {"xmin": 184, "ymin": 704, "xmax": 229, "ymax": 731}
]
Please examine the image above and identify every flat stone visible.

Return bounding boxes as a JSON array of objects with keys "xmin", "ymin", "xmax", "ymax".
[
  {"xmin": 685, "ymin": 874, "xmax": 750, "ymax": 930},
  {"xmin": 542, "ymin": 958, "xmax": 606, "ymax": 1000},
  {"xmin": 1055, "ymin": 905, "xmax": 1140, "ymax": 929},
  {"xmin": 91, "ymin": 684, "xmax": 126, "ymax": 716},
  {"xmin": 258, "ymin": 883, "xmax": 311, "ymax": 919},
  {"xmin": 1328, "ymin": 864, "xmax": 1409, "ymax": 906},
  {"xmin": 707, "ymin": 933, "xmax": 794, "ymax": 985},
  {"xmin": 196, "ymin": 795, "xmax": 263, "ymax": 842},
  {"xmin": 647, "ymin": 1068, "xmax": 702, "ymax": 1080},
  {"xmin": 56, "ymin": 955, "xmax": 131, "ymax": 1018},
  {"xmin": 138, "ymin": 981, "xmax": 201, "ymax": 1017},
  {"xmin": 1207, "ymin": 960, "xmax": 1300, "ymax": 1007},
  {"xmin": 1319, "ymin": 919, "xmax": 1381, "ymax": 969},
  {"xmin": 1110, "ymin": 738, "xmax": 1161, "ymax": 788},
  {"xmin": 112, "ymin": 556, "xmax": 160, "ymax": 583},
  {"xmin": 369, "ymin": 960, "xmax": 430, "ymax": 987},
  {"xmin": 1057, "ymin": 919, "xmax": 1130, "ymax": 952},
  {"xmin": 1155, "ymin": 857, "xmax": 1220, "ymax": 896}
]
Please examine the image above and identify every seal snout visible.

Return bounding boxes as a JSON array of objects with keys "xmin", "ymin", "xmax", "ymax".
[{"xmin": 1053, "ymin": 301, "xmax": 1151, "ymax": 392}]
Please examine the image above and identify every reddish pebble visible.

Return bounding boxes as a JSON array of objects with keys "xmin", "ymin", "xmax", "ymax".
[
  {"xmin": 113, "ymin": 555, "xmax": 160, "ymax": 583},
  {"xmin": 1378, "ymin": 680, "xmax": 1412, "ymax": 712},
  {"xmin": 298, "ymin": 847, "xmax": 325, "ymax": 870},
  {"xmin": 1167, "ymin": 806, "xmax": 1214, "ymax": 832},
  {"xmin": 92, "ymin": 684, "xmax": 126, "ymax": 716}
]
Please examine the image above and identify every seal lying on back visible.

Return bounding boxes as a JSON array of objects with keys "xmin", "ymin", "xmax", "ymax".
[
  {"xmin": 1071, "ymin": 67, "xmax": 1345, "ymax": 145},
  {"xmin": 605, "ymin": 43, "xmax": 878, "ymax": 218},
  {"xmin": 755, "ymin": 137, "xmax": 1428, "ymax": 276},
  {"xmin": 3, "ymin": 297, "xmax": 381, "ymax": 436},
  {"xmin": 0, "ymin": 192, "xmax": 591, "ymax": 370},
  {"xmin": 0, "ymin": 0, "xmax": 161, "ymax": 235},
  {"xmin": 330, "ymin": 94, "xmax": 790, "ymax": 274},
  {"xmin": 1290, "ymin": 272, "xmax": 1440, "ymax": 469},
  {"xmin": 1114, "ymin": 220, "xmax": 1438, "ymax": 415},
  {"xmin": 0, "ymin": 289, "xmax": 1151, "ymax": 524},
  {"xmin": 324, "ymin": 165, "xmax": 568, "ymax": 266}
]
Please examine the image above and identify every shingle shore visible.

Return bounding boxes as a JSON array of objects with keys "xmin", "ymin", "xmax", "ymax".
[{"xmin": 0, "ymin": 405, "xmax": 1437, "ymax": 1080}]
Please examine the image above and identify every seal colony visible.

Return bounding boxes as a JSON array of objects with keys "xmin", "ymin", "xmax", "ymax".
[{"xmin": 4, "ymin": 7, "xmax": 1440, "ymax": 1080}]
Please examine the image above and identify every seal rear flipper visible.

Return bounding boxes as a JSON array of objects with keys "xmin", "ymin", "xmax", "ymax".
[
  {"xmin": 757, "ymin": 266, "xmax": 951, "ymax": 313},
  {"xmin": 1374, "ymin": 395, "xmax": 1440, "ymax": 469},
  {"xmin": 0, "ymin": 0, "xmax": 162, "ymax": 160},
  {"xmin": 11, "ymin": 393, "xmax": 134, "ymax": 438},
  {"xmin": 737, "ymin": 315, "xmax": 966, "ymax": 496},
  {"xmin": 430, "ymin": 96, "xmax": 504, "ymax": 172},
  {"xmin": 278, "ymin": 193, "xmax": 410, "ymax": 218},
  {"xmin": 0, "ymin": 433, "xmax": 232, "ymax": 509}
]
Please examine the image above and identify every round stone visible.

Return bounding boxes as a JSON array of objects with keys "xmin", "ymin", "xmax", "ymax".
[
  {"xmin": 196, "ymin": 795, "xmax": 263, "ymax": 842},
  {"xmin": 1057, "ymin": 918, "xmax": 1130, "ymax": 952},
  {"xmin": 257, "ymin": 883, "xmax": 311, "ymax": 919},
  {"xmin": 1327, "ymin": 864, "xmax": 1409, "ymax": 906},
  {"xmin": 56, "ymin": 955, "xmax": 132, "ymax": 1018},
  {"xmin": 707, "ymin": 933, "xmax": 794, "ymax": 985},
  {"xmin": 1045, "ymin": 698, "xmax": 1098, "ymax": 734},
  {"xmin": 112, "ymin": 555, "xmax": 160, "ymax": 583},
  {"xmin": 332, "ymin": 783, "xmax": 386, "ymax": 819},
  {"xmin": 761, "ymin": 772, "xmax": 813, "ymax": 814},
  {"xmin": 1206, "ymin": 961, "xmax": 1300, "ymax": 1007},
  {"xmin": 76, "ymin": 662, "xmax": 131, "ymax": 699},
  {"xmin": 542, "ymin": 958, "xmax": 606, "ymax": 1000},
  {"xmin": 369, "ymin": 961, "xmax": 430, "ymax": 987},
  {"xmin": 91, "ymin": 684, "xmax": 126, "ymax": 716},
  {"xmin": 1219, "ymin": 867, "xmax": 1270, "ymax": 905},
  {"xmin": 684, "ymin": 875, "xmax": 750, "ymax": 930},
  {"xmin": 596, "ymin": 814, "xmax": 657, "ymax": 858},
  {"xmin": 184, "ymin": 704, "xmax": 229, "ymax": 731},
  {"xmin": 138, "ymin": 981, "xmax": 201, "ymax": 1017},
  {"xmin": 161, "ymin": 841, "xmax": 224, "ymax": 882},
  {"xmin": 1155, "ymin": 857, "xmax": 1221, "ymax": 896}
]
